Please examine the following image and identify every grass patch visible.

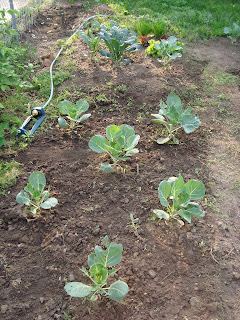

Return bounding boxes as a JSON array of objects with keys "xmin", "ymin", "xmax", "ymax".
[
  {"xmin": 0, "ymin": 160, "xmax": 22, "ymax": 194},
  {"xmin": 99, "ymin": 0, "xmax": 240, "ymax": 41}
]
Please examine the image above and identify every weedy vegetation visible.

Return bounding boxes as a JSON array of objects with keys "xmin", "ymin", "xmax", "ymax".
[
  {"xmin": 152, "ymin": 175, "xmax": 205, "ymax": 225},
  {"xmin": 58, "ymin": 99, "xmax": 91, "ymax": 130},
  {"xmin": 16, "ymin": 171, "xmax": 58, "ymax": 217},
  {"xmin": 64, "ymin": 236, "xmax": 129, "ymax": 301},
  {"xmin": 89, "ymin": 124, "xmax": 140, "ymax": 172},
  {"xmin": 79, "ymin": 20, "xmax": 101, "ymax": 57},
  {"xmin": 0, "ymin": 160, "xmax": 22, "ymax": 194},
  {"xmin": 151, "ymin": 94, "xmax": 201, "ymax": 144}
]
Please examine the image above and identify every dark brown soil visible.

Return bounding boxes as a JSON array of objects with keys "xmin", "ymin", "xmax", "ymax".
[{"xmin": 1, "ymin": 3, "xmax": 240, "ymax": 320}]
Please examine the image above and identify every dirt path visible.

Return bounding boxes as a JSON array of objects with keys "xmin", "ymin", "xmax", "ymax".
[{"xmin": 0, "ymin": 3, "xmax": 239, "ymax": 320}]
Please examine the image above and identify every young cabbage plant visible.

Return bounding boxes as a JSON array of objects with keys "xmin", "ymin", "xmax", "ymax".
[
  {"xmin": 153, "ymin": 175, "xmax": 205, "ymax": 225},
  {"xmin": 224, "ymin": 23, "xmax": 240, "ymax": 43},
  {"xmin": 98, "ymin": 23, "xmax": 141, "ymax": 66},
  {"xmin": 58, "ymin": 99, "xmax": 91, "ymax": 130},
  {"xmin": 146, "ymin": 36, "xmax": 183, "ymax": 66},
  {"xmin": 64, "ymin": 236, "xmax": 129, "ymax": 302},
  {"xmin": 151, "ymin": 93, "xmax": 201, "ymax": 144},
  {"xmin": 89, "ymin": 124, "xmax": 140, "ymax": 172},
  {"xmin": 16, "ymin": 171, "xmax": 58, "ymax": 217}
]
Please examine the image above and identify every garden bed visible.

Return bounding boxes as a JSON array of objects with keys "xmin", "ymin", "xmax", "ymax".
[{"xmin": 0, "ymin": 3, "xmax": 240, "ymax": 320}]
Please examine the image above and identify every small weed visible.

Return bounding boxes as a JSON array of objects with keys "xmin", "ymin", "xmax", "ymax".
[
  {"xmin": 0, "ymin": 160, "xmax": 22, "ymax": 194},
  {"xmin": 116, "ymin": 84, "xmax": 127, "ymax": 94}
]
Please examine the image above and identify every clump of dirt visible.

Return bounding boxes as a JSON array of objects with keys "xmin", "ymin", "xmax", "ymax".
[{"xmin": 0, "ymin": 3, "xmax": 240, "ymax": 320}]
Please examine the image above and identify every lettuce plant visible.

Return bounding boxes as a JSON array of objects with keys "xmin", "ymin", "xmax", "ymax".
[
  {"xmin": 153, "ymin": 175, "xmax": 205, "ymax": 225},
  {"xmin": 224, "ymin": 23, "xmax": 240, "ymax": 43},
  {"xmin": 153, "ymin": 21, "xmax": 166, "ymax": 39},
  {"xmin": 16, "ymin": 171, "xmax": 58, "ymax": 216},
  {"xmin": 98, "ymin": 23, "xmax": 141, "ymax": 66},
  {"xmin": 145, "ymin": 36, "xmax": 183, "ymax": 66},
  {"xmin": 137, "ymin": 21, "xmax": 153, "ymax": 36},
  {"xmin": 58, "ymin": 99, "xmax": 91, "ymax": 130},
  {"xmin": 151, "ymin": 94, "xmax": 201, "ymax": 144},
  {"xmin": 89, "ymin": 124, "xmax": 140, "ymax": 172},
  {"xmin": 64, "ymin": 236, "xmax": 129, "ymax": 302}
]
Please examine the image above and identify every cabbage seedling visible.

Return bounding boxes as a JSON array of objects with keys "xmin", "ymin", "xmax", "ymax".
[
  {"xmin": 153, "ymin": 175, "xmax": 205, "ymax": 225},
  {"xmin": 58, "ymin": 99, "xmax": 91, "ymax": 130},
  {"xmin": 145, "ymin": 36, "xmax": 183, "ymax": 66},
  {"xmin": 88, "ymin": 124, "xmax": 140, "ymax": 172},
  {"xmin": 16, "ymin": 171, "xmax": 58, "ymax": 217},
  {"xmin": 98, "ymin": 22, "xmax": 141, "ymax": 66},
  {"xmin": 64, "ymin": 236, "xmax": 129, "ymax": 302},
  {"xmin": 224, "ymin": 23, "xmax": 240, "ymax": 43},
  {"xmin": 151, "ymin": 94, "xmax": 201, "ymax": 144}
]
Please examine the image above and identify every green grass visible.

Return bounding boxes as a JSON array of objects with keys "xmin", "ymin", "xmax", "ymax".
[
  {"xmin": 99, "ymin": 0, "xmax": 240, "ymax": 41},
  {"xmin": 0, "ymin": 160, "xmax": 22, "ymax": 194}
]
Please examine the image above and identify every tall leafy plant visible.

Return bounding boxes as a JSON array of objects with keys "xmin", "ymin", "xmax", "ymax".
[
  {"xmin": 153, "ymin": 175, "xmax": 205, "ymax": 225},
  {"xmin": 98, "ymin": 23, "xmax": 141, "ymax": 66},
  {"xmin": 89, "ymin": 124, "xmax": 140, "ymax": 172},
  {"xmin": 64, "ymin": 236, "xmax": 129, "ymax": 302},
  {"xmin": 151, "ymin": 94, "xmax": 201, "ymax": 144}
]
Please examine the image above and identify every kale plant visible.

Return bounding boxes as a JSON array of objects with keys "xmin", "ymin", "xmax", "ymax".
[
  {"xmin": 224, "ymin": 23, "xmax": 240, "ymax": 43},
  {"xmin": 64, "ymin": 236, "xmax": 129, "ymax": 302},
  {"xmin": 98, "ymin": 22, "xmax": 141, "ymax": 66},
  {"xmin": 153, "ymin": 175, "xmax": 205, "ymax": 225},
  {"xmin": 151, "ymin": 94, "xmax": 201, "ymax": 144},
  {"xmin": 16, "ymin": 171, "xmax": 58, "ymax": 217},
  {"xmin": 58, "ymin": 99, "xmax": 91, "ymax": 130},
  {"xmin": 89, "ymin": 124, "xmax": 140, "ymax": 172},
  {"xmin": 145, "ymin": 36, "xmax": 183, "ymax": 66}
]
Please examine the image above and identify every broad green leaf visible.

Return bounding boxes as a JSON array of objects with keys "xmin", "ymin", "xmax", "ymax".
[
  {"xmin": 125, "ymin": 134, "xmax": 140, "ymax": 151},
  {"xmin": 179, "ymin": 191, "xmax": 190, "ymax": 207},
  {"xmin": 108, "ymin": 280, "xmax": 129, "ymax": 301},
  {"xmin": 171, "ymin": 175, "xmax": 184, "ymax": 198},
  {"xmin": 0, "ymin": 122, "xmax": 9, "ymax": 130},
  {"xmin": 118, "ymin": 124, "xmax": 135, "ymax": 140},
  {"xmin": 178, "ymin": 209, "xmax": 191, "ymax": 223},
  {"xmin": 89, "ymin": 135, "xmax": 109, "ymax": 153},
  {"xmin": 185, "ymin": 180, "xmax": 205, "ymax": 200},
  {"xmin": 99, "ymin": 49, "xmax": 112, "ymax": 58},
  {"xmin": 157, "ymin": 136, "xmax": 171, "ymax": 144},
  {"xmin": 181, "ymin": 114, "xmax": 201, "ymax": 133},
  {"xmin": 0, "ymin": 103, "xmax": 4, "ymax": 109},
  {"xmin": 90, "ymin": 263, "xmax": 108, "ymax": 284},
  {"xmin": 158, "ymin": 181, "xmax": 171, "ymax": 206},
  {"xmin": 58, "ymin": 116, "xmax": 68, "ymax": 128},
  {"xmin": 33, "ymin": 190, "xmax": 41, "ymax": 199},
  {"xmin": 64, "ymin": 282, "xmax": 92, "ymax": 298},
  {"xmin": 0, "ymin": 138, "xmax": 6, "ymax": 147},
  {"xmin": 153, "ymin": 209, "xmax": 169, "ymax": 220},
  {"xmin": 101, "ymin": 162, "xmax": 113, "ymax": 173},
  {"xmin": 24, "ymin": 183, "xmax": 34, "ymax": 196},
  {"xmin": 186, "ymin": 202, "xmax": 205, "ymax": 218},
  {"xmin": 106, "ymin": 125, "xmax": 121, "ymax": 142},
  {"xmin": 125, "ymin": 148, "xmax": 139, "ymax": 156},
  {"xmin": 88, "ymin": 253, "xmax": 99, "ymax": 267},
  {"xmin": 16, "ymin": 190, "xmax": 30, "ymax": 205},
  {"xmin": 40, "ymin": 197, "xmax": 58, "ymax": 209},
  {"xmin": 167, "ymin": 94, "xmax": 182, "ymax": 109},
  {"xmin": 105, "ymin": 243, "xmax": 123, "ymax": 267},
  {"xmin": 76, "ymin": 113, "xmax": 91, "ymax": 123},
  {"xmin": 75, "ymin": 100, "xmax": 89, "ymax": 118},
  {"xmin": 59, "ymin": 100, "xmax": 74, "ymax": 117},
  {"xmin": 94, "ymin": 246, "xmax": 106, "ymax": 265},
  {"xmin": 29, "ymin": 171, "xmax": 46, "ymax": 191}
]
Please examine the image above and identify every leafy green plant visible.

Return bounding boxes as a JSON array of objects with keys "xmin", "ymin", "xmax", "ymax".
[
  {"xmin": 0, "ymin": 122, "xmax": 9, "ymax": 147},
  {"xmin": 224, "ymin": 23, "xmax": 240, "ymax": 43},
  {"xmin": 64, "ymin": 236, "xmax": 129, "ymax": 302},
  {"xmin": 145, "ymin": 36, "xmax": 183, "ymax": 66},
  {"xmin": 58, "ymin": 99, "xmax": 91, "ymax": 130},
  {"xmin": 16, "ymin": 171, "xmax": 58, "ymax": 216},
  {"xmin": 88, "ymin": 124, "xmax": 140, "ymax": 172},
  {"xmin": 79, "ymin": 24, "xmax": 101, "ymax": 57},
  {"xmin": 152, "ymin": 175, "xmax": 205, "ymax": 225},
  {"xmin": 98, "ymin": 23, "xmax": 141, "ymax": 66},
  {"xmin": 137, "ymin": 21, "xmax": 153, "ymax": 36},
  {"xmin": 151, "ymin": 94, "xmax": 201, "ymax": 144},
  {"xmin": 153, "ymin": 21, "xmax": 166, "ymax": 39}
]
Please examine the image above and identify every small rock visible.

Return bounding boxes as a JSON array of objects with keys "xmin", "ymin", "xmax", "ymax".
[
  {"xmin": 148, "ymin": 270, "xmax": 157, "ymax": 278},
  {"xmin": 1, "ymin": 305, "xmax": 8, "ymax": 314},
  {"xmin": 190, "ymin": 296, "xmax": 202, "ymax": 307},
  {"xmin": 232, "ymin": 272, "xmax": 240, "ymax": 280},
  {"xmin": 68, "ymin": 272, "xmax": 75, "ymax": 281},
  {"xmin": 207, "ymin": 302, "xmax": 218, "ymax": 312},
  {"xmin": 40, "ymin": 297, "xmax": 45, "ymax": 304}
]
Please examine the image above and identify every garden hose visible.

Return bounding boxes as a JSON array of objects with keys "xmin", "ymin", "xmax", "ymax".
[{"xmin": 16, "ymin": 14, "xmax": 104, "ymax": 136}]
